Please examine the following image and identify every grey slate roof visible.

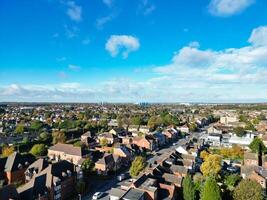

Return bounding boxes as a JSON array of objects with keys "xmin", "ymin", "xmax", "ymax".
[
  {"xmin": 122, "ymin": 188, "xmax": 145, "ymax": 200},
  {"xmin": 0, "ymin": 184, "xmax": 20, "ymax": 200},
  {"xmin": 5, "ymin": 152, "xmax": 35, "ymax": 172}
]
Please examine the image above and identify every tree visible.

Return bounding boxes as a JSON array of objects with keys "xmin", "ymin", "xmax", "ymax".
[
  {"xmin": 81, "ymin": 158, "xmax": 94, "ymax": 176},
  {"xmin": 30, "ymin": 144, "xmax": 47, "ymax": 156},
  {"xmin": 30, "ymin": 120, "xmax": 43, "ymax": 133},
  {"xmin": 52, "ymin": 131, "xmax": 66, "ymax": 144},
  {"xmin": 130, "ymin": 156, "xmax": 146, "ymax": 177},
  {"xmin": 1, "ymin": 145, "xmax": 15, "ymax": 157},
  {"xmin": 224, "ymin": 174, "xmax": 242, "ymax": 190},
  {"xmin": 233, "ymin": 179, "xmax": 264, "ymax": 200},
  {"xmin": 233, "ymin": 127, "xmax": 245, "ymax": 137},
  {"xmin": 39, "ymin": 132, "xmax": 49, "ymax": 141},
  {"xmin": 200, "ymin": 154, "xmax": 221, "ymax": 177},
  {"xmin": 200, "ymin": 176, "xmax": 221, "ymax": 200},
  {"xmin": 100, "ymin": 138, "xmax": 108, "ymax": 146},
  {"xmin": 249, "ymin": 137, "xmax": 266, "ymax": 153},
  {"xmin": 131, "ymin": 116, "xmax": 142, "ymax": 126},
  {"xmin": 182, "ymin": 175, "xmax": 195, "ymax": 200},
  {"xmin": 245, "ymin": 121, "xmax": 256, "ymax": 131},
  {"xmin": 200, "ymin": 150, "xmax": 210, "ymax": 161},
  {"xmin": 15, "ymin": 124, "xmax": 25, "ymax": 134}
]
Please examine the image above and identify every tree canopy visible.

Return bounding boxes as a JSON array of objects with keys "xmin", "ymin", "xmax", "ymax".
[
  {"xmin": 200, "ymin": 176, "xmax": 221, "ymax": 200},
  {"xmin": 130, "ymin": 156, "xmax": 146, "ymax": 177},
  {"xmin": 182, "ymin": 175, "xmax": 195, "ymax": 200},
  {"xmin": 15, "ymin": 124, "xmax": 25, "ymax": 134},
  {"xmin": 52, "ymin": 131, "xmax": 66, "ymax": 144},
  {"xmin": 1, "ymin": 145, "xmax": 15, "ymax": 157},
  {"xmin": 233, "ymin": 127, "xmax": 246, "ymax": 137},
  {"xmin": 233, "ymin": 179, "xmax": 264, "ymax": 200},
  {"xmin": 200, "ymin": 154, "xmax": 221, "ymax": 177},
  {"xmin": 30, "ymin": 144, "xmax": 47, "ymax": 156},
  {"xmin": 249, "ymin": 137, "xmax": 266, "ymax": 153},
  {"xmin": 82, "ymin": 158, "xmax": 94, "ymax": 176}
]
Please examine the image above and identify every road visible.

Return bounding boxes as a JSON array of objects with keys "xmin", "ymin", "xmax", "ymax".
[{"xmin": 82, "ymin": 131, "xmax": 206, "ymax": 200}]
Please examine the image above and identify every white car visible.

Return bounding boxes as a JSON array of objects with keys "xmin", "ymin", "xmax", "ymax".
[{"xmin": 92, "ymin": 192, "xmax": 104, "ymax": 200}]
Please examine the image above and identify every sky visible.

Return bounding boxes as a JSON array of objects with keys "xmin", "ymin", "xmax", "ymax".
[{"xmin": 1, "ymin": 0, "xmax": 267, "ymax": 103}]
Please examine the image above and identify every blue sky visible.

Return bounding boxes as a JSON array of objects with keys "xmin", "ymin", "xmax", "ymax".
[{"xmin": 1, "ymin": 0, "xmax": 267, "ymax": 102}]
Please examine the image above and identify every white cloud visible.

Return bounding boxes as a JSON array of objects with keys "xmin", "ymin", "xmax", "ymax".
[
  {"xmin": 155, "ymin": 26, "xmax": 267, "ymax": 87},
  {"xmin": 105, "ymin": 35, "xmax": 140, "ymax": 58},
  {"xmin": 248, "ymin": 26, "xmax": 267, "ymax": 46},
  {"xmin": 139, "ymin": 0, "xmax": 156, "ymax": 15},
  {"xmin": 68, "ymin": 64, "xmax": 81, "ymax": 71},
  {"xmin": 96, "ymin": 15, "xmax": 114, "ymax": 29},
  {"xmin": 66, "ymin": 1, "xmax": 82, "ymax": 22},
  {"xmin": 208, "ymin": 0, "xmax": 254, "ymax": 17}
]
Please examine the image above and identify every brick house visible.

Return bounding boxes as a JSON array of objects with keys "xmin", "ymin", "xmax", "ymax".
[
  {"xmin": 18, "ymin": 160, "xmax": 76, "ymax": 200},
  {"xmin": 4, "ymin": 152, "xmax": 35, "ymax": 184},
  {"xmin": 244, "ymin": 152, "xmax": 259, "ymax": 166},
  {"xmin": 97, "ymin": 132, "xmax": 119, "ymax": 145},
  {"xmin": 48, "ymin": 143, "xmax": 88, "ymax": 165},
  {"xmin": 80, "ymin": 131, "xmax": 97, "ymax": 148},
  {"xmin": 132, "ymin": 136, "xmax": 157, "ymax": 151},
  {"xmin": 94, "ymin": 153, "xmax": 115, "ymax": 175}
]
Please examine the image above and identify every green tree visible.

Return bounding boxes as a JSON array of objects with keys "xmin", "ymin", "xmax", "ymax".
[
  {"xmin": 52, "ymin": 131, "xmax": 66, "ymax": 144},
  {"xmin": 30, "ymin": 120, "xmax": 43, "ymax": 133},
  {"xmin": 15, "ymin": 124, "xmax": 25, "ymax": 134},
  {"xmin": 200, "ymin": 154, "xmax": 222, "ymax": 177},
  {"xmin": 249, "ymin": 137, "xmax": 266, "ymax": 153},
  {"xmin": 239, "ymin": 115, "xmax": 248, "ymax": 122},
  {"xmin": 182, "ymin": 175, "xmax": 195, "ymax": 200},
  {"xmin": 30, "ymin": 144, "xmax": 47, "ymax": 156},
  {"xmin": 233, "ymin": 127, "xmax": 246, "ymax": 137},
  {"xmin": 130, "ymin": 156, "xmax": 146, "ymax": 177},
  {"xmin": 245, "ymin": 121, "xmax": 256, "ymax": 131},
  {"xmin": 200, "ymin": 176, "xmax": 221, "ymax": 200},
  {"xmin": 39, "ymin": 132, "xmax": 49, "ymax": 141},
  {"xmin": 224, "ymin": 174, "xmax": 241, "ymax": 190},
  {"xmin": 81, "ymin": 158, "xmax": 94, "ymax": 176},
  {"xmin": 233, "ymin": 179, "xmax": 264, "ymax": 200},
  {"xmin": 131, "ymin": 116, "xmax": 142, "ymax": 126}
]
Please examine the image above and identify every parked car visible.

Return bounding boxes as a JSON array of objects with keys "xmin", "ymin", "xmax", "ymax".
[
  {"xmin": 92, "ymin": 192, "xmax": 104, "ymax": 200},
  {"xmin": 117, "ymin": 173, "xmax": 129, "ymax": 181}
]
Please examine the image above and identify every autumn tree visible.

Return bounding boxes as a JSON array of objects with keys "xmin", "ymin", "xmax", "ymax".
[
  {"xmin": 200, "ymin": 154, "xmax": 221, "ymax": 177},
  {"xmin": 233, "ymin": 179, "xmax": 264, "ymax": 200},
  {"xmin": 200, "ymin": 176, "xmax": 221, "ymax": 200},
  {"xmin": 130, "ymin": 156, "xmax": 146, "ymax": 177},
  {"xmin": 52, "ymin": 131, "xmax": 66, "ymax": 144},
  {"xmin": 182, "ymin": 175, "xmax": 195, "ymax": 200},
  {"xmin": 1, "ymin": 145, "xmax": 15, "ymax": 157},
  {"xmin": 200, "ymin": 150, "xmax": 210, "ymax": 161}
]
